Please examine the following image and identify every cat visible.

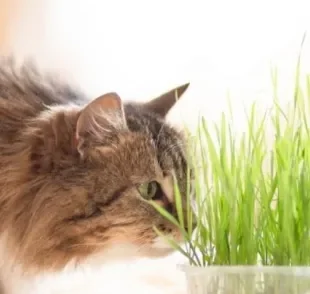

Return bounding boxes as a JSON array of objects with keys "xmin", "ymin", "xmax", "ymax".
[{"xmin": 0, "ymin": 60, "xmax": 191, "ymax": 294}]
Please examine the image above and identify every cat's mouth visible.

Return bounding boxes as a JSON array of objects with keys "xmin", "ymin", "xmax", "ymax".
[
  {"xmin": 148, "ymin": 229, "xmax": 185, "ymax": 256},
  {"xmin": 146, "ymin": 237, "xmax": 176, "ymax": 257}
]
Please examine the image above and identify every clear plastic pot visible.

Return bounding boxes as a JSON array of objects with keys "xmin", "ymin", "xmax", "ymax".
[{"xmin": 179, "ymin": 265, "xmax": 310, "ymax": 294}]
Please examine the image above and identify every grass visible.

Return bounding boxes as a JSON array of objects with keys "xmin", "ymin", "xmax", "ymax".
[{"xmin": 152, "ymin": 37, "xmax": 310, "ymax": 270}]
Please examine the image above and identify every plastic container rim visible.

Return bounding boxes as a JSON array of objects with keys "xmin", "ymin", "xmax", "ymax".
[{"xmin": 178, "ymin": 264, "xmax": 310, "ymax": 277}]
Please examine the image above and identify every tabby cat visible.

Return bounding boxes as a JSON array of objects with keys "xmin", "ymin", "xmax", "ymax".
[{"xmin": 0, "ymin": 61, "xmax": 190, "ymax": 294}]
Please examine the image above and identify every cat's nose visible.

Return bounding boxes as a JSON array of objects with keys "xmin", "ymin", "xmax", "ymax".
[
  {"xmin": 190, "ymin": 178, "xmax": 196, "ymax": 194},
  {"xmin": 183, "ymin": 219, "xmax": 197, "ymax": 234}
]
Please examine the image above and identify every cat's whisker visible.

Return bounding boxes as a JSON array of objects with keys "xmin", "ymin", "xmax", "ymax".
[
  {"xmin": 155, "ymin": 123, "xmax": 166, "ymax": 147},
  {"xmin": 159, "ymin": 141, "xmax": 189, "ymax": 165},
  {"xmin": 160, "ymin": 141, "xmax": 187, "ymax": 156},
  {"xmin": 66, "ymin": 242, "xmax": 108, "ymax": 249}
]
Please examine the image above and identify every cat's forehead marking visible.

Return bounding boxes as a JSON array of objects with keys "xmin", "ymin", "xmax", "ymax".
[{"xmin": 123, "ymin": 103, "xmax": 187, "ymax": 204}]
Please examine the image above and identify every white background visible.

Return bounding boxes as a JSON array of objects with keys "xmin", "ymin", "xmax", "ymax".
[
  {"xmin": 8, "ymin": 0, "xmax": 310, "ymax": 129},
  {"xmin": 4, "ymin": 0, "xmax": 310, "ymax": 293}
]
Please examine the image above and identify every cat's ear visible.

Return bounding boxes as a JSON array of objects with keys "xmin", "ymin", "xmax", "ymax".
[
  {"xmin": 76, "ymin": 92, "xmax": 126, "ymax": 149},
  {"xmin": 143, "ymin": 83, "xmax": 190, "ymax": 118}
]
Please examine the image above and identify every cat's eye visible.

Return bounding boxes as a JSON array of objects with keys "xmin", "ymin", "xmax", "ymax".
[{"xmin": 138, "ymin": 181, "xmax": 160, "ymax": 200}]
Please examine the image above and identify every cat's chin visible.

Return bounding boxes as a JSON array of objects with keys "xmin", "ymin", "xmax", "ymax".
[
  {"xmin": 82, "ymin": 238, "xmax": 179, "ymax": 267},
  {"xmin": 141, "ymin": 236, "xmax": 183, "ymax": 259},
  {"xmin": 141, "ymin": 248, "xmax": 175, "ymax": 259}
]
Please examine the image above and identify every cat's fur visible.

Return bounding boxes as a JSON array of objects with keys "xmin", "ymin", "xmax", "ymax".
[{"xmin": 0, "ymin": 60, "xmax": 190, "ymax": 293}]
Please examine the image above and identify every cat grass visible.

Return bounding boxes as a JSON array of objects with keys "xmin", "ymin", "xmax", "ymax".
[{"xmin": 152, "ymin": 51, "xmax": 310, "ymax": 269}]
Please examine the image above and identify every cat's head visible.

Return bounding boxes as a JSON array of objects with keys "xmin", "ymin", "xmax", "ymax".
[{"xmin": 15, "ymin": 83, "xmax": 192, "ymax": 270}]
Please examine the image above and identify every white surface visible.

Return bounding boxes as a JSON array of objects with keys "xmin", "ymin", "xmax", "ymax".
[{"xmin": 3, "ymin": 0, "xmax": 310, "ymax": 293}]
